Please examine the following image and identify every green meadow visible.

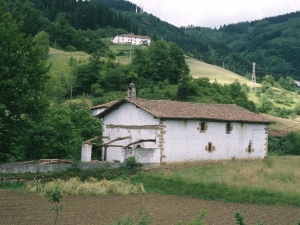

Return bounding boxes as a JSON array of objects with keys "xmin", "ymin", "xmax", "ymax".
[{"xmin": 132, "ymin": 155, "xmax": 300, "ymax": 206}]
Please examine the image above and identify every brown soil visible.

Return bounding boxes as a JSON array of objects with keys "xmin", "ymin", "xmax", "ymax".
[{"xmin": 1, "ymin": 190, "xmax": 300, "ymax": 225}]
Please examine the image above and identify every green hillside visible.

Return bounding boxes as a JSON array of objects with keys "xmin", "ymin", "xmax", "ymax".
[
  {"xmin": 187, "ymin": 58, "xmax": 253, "ymax": 86},
  {"xmin": 48, "ymin": 48, "xmax": 90, "ymax": 76},
  {"xmin": 47, "ymin": 46, "xmax": 300, "ymax": 132}
]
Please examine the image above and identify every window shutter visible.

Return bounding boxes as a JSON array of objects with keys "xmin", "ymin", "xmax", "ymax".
[
  {"xmin": 230, "ymin": 124, "xmax": 233, "ymax": 131},
  {"xmin": 204, "ymin": 123, "xmax": 208, "ymax": 131}
]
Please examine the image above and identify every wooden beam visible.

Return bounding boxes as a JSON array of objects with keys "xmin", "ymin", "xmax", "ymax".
[
  {"xmin": 123, "ymin": 139, "xmax": 156, "ymax": 149},
  {"xmin": 102, "ymin": 136, "xmax": 131, "ymax": 146},
  {"xmin": 91, "ymin": 143, "xmax": 124, "ymax": 148},
  {"xmin": 82, "ymin": 136, "xmax": 109, "ymax": 144}
]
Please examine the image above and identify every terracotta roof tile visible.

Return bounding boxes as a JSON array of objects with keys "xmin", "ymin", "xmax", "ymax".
[
  {"xmin": 97, "ymin": 98, "xmax": 273, "ymax": 124},
  {"xmin": 90, "ymin": 100, "xmax": 118, "ymax": 110}
]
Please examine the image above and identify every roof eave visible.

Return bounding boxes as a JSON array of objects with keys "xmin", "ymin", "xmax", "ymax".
[{"xmin": 157, "ymin": 116, "xmax": 273, "ymax": 124}]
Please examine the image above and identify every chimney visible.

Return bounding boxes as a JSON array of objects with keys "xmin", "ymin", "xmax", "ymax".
[{"xmin": 127, "ymin": 83, "xmax": 136, "ymax": 100}]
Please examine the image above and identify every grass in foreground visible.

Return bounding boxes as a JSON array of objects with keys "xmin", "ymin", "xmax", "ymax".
[
  {"xmin": 0, "ymin": 181, "xmax": 24, "ymax": 191},
  {"xmin": 132, "ymin": 156, "xmax": 300, "ymax": 207},
  {"xmin": 26, "ymin": 177, "xmax": 145, "ymax": 196}
]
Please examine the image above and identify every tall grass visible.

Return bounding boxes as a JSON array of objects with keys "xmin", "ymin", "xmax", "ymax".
[
  {"xmin": 132, "ymin": 156, "xmax": 300, "ymax": 206},
  {"xmin": 26, "ymin": 177, "xmax": 146, "ymax": 196}
]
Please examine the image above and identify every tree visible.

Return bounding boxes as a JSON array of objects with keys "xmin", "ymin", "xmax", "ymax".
[
  {"xmin": 0, "ymin": 1, "xmax": 50, "ymax": 162},
  {"xmin": 33, "ymin": 31, "xmax": 50, "ymax": 59},
  {"xmin": 43, "ymin": 184, "xmax": 63, "ymax": 225},
  {"xmin": 278, "ymin": 76, "xmax": 296, "ymax": 91},
  {"xmin": 26, "ymin": 102, "xmax": 101, "ymax": 160},
  {"xmin": 176, "ymin": 75, "xmax": 197, "ymax": 101},
  {"xmin": 263, "ymin": 75, "xmax": 275, "ymax": 86}
]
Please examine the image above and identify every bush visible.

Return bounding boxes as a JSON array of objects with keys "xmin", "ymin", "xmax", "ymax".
[
  {"xmin": 125, "ymin": 157, "xmax": 142, "ymax": 173},
  {"xmin": 65, "ymin": 45, "xmax": 77, "ymax": 52},
  {"xmin": 268, "ymin": 135, "xmax": 284, "ymax": 155},
  {"xmin": 281, "ymin": 132, "xmax": 300, "ymax": 155},
  {"xmin": 110, "ymin": 207, "xmax": 150, "ymax": 225}
]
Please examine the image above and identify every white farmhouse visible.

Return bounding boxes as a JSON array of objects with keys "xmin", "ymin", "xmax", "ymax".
[
  {"xmin": 111, "ymin": 34, "xmax": 151, "ymax": 45},
  {"xmin": 83, "ymin": 85, "xmax": 272, "ymax": 164}
]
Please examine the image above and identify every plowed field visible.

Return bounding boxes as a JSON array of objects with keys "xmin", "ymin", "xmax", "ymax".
[{"xmin": 1, "ymin": 190, "xmax": 300, "ymax": 225}]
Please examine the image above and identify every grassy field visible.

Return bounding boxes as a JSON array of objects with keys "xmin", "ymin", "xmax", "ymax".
[
  {"xmin": 48, "ymin": 48, "xmax": 90, "ymax": 76},
  {"xmin": 133, "ymin": 155, "xmax": 300, "ymax": 206},
  {"xmin": 25, "ymin": 177, "xmax": 145, "ymax": 196},
  {"xmin": 186, "ymin": 57, "xmax": 256, "ymax": 86},
  {"xmin": 2, "ymin": 155, "xmax": 300, "ymax": 207},
  {"xmin": 262, "ymin": 113, "xmax": 300, "ymax": 131}
]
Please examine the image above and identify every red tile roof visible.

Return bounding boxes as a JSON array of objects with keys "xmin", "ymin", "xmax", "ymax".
[
  {"xmin": 96, "ymin": 98, "xmax": 273, "ymax": 124},
  {"xmin": 90, "ymin": 100, "xmax": 118, "ymax": 110}
]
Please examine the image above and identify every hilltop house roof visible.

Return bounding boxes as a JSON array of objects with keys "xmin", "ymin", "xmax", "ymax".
[
  {"xmin": 117, "ymin": 34, "xmax": 150, "ymax": 39},
  {"xmin": 95, "ymin": 98, "xmax": 273, "ymax": 124}
]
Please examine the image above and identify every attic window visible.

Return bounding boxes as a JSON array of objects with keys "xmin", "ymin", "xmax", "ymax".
[{"xmin": 226, "ymin": 123, "xmax": 233, "ymax": 134}]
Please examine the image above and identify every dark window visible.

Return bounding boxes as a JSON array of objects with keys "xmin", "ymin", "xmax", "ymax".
[
  {"xmin": 226, "ymin": 123, "xmax": 231, "ymax": 132},
  {"xmin": 208, "ymin": 143, "xmax": 212, "ymax": 152},
  {"xmin": 226, "ymin": 123, "xmax": 233, "ymax": 133},
  {"xmin": 200, "ymin": 122, "xmax": 205, "ymax": 131},
  {"xmin": 199, "ymin": 122, "xmax": 207, "ymax": 133},
  {"xmin": 206, "ymin": 142, "xmax": 215, "ymax": 152}
]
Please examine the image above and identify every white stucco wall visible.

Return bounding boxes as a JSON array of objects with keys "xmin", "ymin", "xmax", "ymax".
[
  {"xmin": 112, "ymin": 35, "xmax": 151, "ymax": 45},
  {"xmin": 161, "ymin": 120, "xmax": 267, "ymax": 163},
  {"xmin": 81, "ymin": 144, "xmax": 92, "ymax": 162},
  {"xmin": 92, "ymin": 108, "xmax": 106, "ymax": 116},
  {"xmin": 102, "ymin": 103, "xmax": 159, "ymax": 162}
]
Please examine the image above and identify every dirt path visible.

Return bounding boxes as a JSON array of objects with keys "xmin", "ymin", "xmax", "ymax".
[{"xmin": 1, "ymin": 190, "xmax": 299, "ymax": 225}]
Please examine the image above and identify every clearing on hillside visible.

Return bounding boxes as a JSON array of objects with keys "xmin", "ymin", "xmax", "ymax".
[{"xmin": 186, "ymin": 58, "xmax": 255, "ymax": 86}]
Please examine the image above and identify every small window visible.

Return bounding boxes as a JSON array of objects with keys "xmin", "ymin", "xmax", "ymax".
[
  {"xmin": 226, "ymin": 123, "xmax": 233, "ymax": 134},
  {"xmin": 136, "ymin": 145, "xmax": 141, "ymax": 148},
  {"xmin": 208, "ymin": 143, "xmax": 212, "ymax": 152},
  {"xmin": 198, "ymin": 122, "xmax": 208, "ymax": 133},
  {"xmin": 246, "ymin": 141, "xmax": 253, "ymax": 153},
  {"xmin": 205, "ymin": 142, "xmax": 215, "ymax": 152},
  {"xmin": 201, "ymin": 122, "xmax": 205, "ymax": 131},
  {"xmin": 248, "ymin": 144, "xmax": 252, "ymax": 153}
]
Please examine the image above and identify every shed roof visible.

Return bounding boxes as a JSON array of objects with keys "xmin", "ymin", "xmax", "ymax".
[{"xmin": 96, "ymin": 98, "xmax": 273, "ymax": 124}]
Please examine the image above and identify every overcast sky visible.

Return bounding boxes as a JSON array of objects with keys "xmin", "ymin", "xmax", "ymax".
[{"xmin": 129, "ymin": 0, "xmax": 300, "ymax": 28}]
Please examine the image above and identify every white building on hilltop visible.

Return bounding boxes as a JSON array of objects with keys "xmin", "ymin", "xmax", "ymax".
[
  {"xmin": 83, "ymin": 84, "xmax": 273, "ymax": 164},
  {"xmin": 111, "ymin": 34, "xmax": 151, "ymax": 45}
]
